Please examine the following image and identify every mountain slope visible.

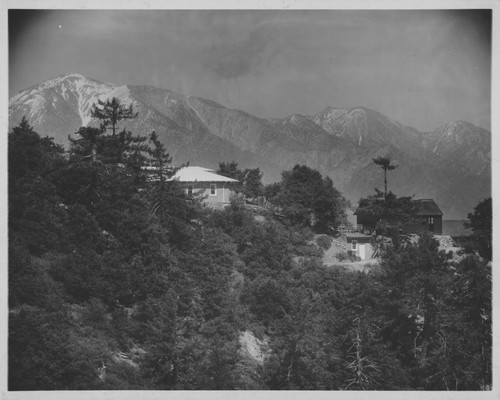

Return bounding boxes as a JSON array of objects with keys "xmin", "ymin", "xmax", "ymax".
[
  {"xmin": 8, "ymin": 74, "xmax": 272, "ymax": 172},
  {"xmin": 312, "ymin": 106, "xmax": 423, "ymax": 154},
  {"xmin": 9, "ymin": 73, "xmax": 491, "ymax": 219},
  {"xmin": 423, "ymin": 121, "xmax": 490, "ymax": 176}
]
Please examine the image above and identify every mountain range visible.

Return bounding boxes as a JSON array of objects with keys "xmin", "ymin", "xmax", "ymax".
[{"xmin": 9, "ymin": 73, "xmax": 491, "ymax": 219}]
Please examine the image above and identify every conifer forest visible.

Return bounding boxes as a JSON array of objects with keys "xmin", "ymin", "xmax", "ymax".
[{"xmin": 8, "ymin": 102, "xmax": 492, "ymax": 391}]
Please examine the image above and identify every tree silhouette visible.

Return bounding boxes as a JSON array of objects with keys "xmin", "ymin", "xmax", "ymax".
[
  {"xmin": 217, "ymin": 161, "xmax": 264, "ymax": 198},
  {"xmin": 274, "ymin": 164, "xmax": 347, "ymax": 232},
  {"xmin": 464, "ymin": 197, "xmax": 492, "ymax": 261},
  {"xmin": 372, "ymin": 156, "xmax": 398, "ymax": 198},
  {"xmin": 146, "ymin": 131, "xmax": 178, "ymax": 224},
  {"xmin": 69, "ymin": 126, "xmax": 104, "ymax": 162},
  {"xmin": 69, "ymin": 98, "xmax": 140, "ymax": 163},
  {"xmin": 91, "ymin": 97, "xmax": 138, "ymax": 135}
]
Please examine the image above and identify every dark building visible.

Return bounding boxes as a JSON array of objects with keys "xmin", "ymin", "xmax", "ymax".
[
  {"xmin": 409, "ymin": 199, "xmax": 443, "ymax": 234},
  {"xmin": 354, "ymin": 198, "xmax": 443, "ymax": 235}
]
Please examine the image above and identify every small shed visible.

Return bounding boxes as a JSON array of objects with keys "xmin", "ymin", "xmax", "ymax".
[{"xmin": 344, "ymin": 233, "xmax": 374, "ymax": 261}]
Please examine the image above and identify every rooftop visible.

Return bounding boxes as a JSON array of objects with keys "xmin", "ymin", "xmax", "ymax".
[
  {"xmin": 344, "ymin": 233, "xmax": 373, "ymax": 239},
  {"xmin": 354, "ymin": 198, "xmax": 443, "ymax": 216},
  {"xmin": 171, "ymin": 166, "xmax": 239, "ymax": 183},
  {"xmin": 413, "ymin": 199, "xmax": 443, "ymax": 216}
]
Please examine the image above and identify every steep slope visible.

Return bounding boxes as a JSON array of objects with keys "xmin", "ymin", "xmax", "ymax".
[
  {"xmin": 268, "ymin": 113, "xmax": 343, "ymax": 151},
  {"xmin": 8, "ymin": 73, "xmax": 491, "ymax": 218},
  {"xmin": 420, "ymin": 121, "xmax": 491, "ymax": 217},
  {"xmin": 312, "ymin": 106, "xmax": 423, "ymax": 155},
  {"xmin": 423, "ymin": 121, "xmax": 490, "ymax": 176},
  {"xmin": 128, "ymin": 85, "xmax": 210, "ymax": 135},
  {"xmin": 186, "ymin": 96, "xmax": 272, "ymax": 152}
]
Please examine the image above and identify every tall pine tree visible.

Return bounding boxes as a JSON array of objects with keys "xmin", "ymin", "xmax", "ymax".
[{"xmin": 91, "ymin": 97, "xmax": 138, "ymax": 135}]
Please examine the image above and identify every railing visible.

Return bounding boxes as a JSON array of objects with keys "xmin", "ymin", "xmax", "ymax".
[{"xmin": 337, "ymin": 224, "xmax": 364, "ymax": 233}]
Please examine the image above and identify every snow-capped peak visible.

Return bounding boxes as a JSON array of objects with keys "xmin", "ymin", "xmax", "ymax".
[{"xmin": 9, "ymin": 73, "xmax": 136, "ymax": 127}]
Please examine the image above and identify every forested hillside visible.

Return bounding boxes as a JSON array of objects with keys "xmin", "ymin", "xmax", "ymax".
[{"xmin": 8, "ymin": 108, "xmax": 491, "ymax": 390}]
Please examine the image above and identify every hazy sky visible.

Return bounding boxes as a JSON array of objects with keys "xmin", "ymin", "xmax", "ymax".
[{"xmin": 9, "ymin": 9, "xmax": 491, "ymax": 131}]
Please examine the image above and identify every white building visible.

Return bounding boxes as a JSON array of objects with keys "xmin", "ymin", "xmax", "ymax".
[{"xmin": 170, "ymin": 166, "xmax": 238, "ymax": 209}]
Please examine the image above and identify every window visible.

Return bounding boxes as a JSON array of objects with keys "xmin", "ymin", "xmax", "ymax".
[
  {"xmin": 210, "ymin": 184, "xmax": 216, "ymax": 196},
  {"xmin": 352, "ymin": 240, "xmax": 357, "ymax": 250},
  {"xmin": 428, "ymin": 217, "xmax": 434, "ymax": 232},
  {"xmin": 187, "ymin": 185, "xmax": 193, "ymax": 196}
]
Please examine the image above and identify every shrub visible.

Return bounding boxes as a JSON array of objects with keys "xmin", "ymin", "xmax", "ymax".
[
  {"xmin": 335, "ymin": 251, "xmax": 350, "ymax": 262},
  {"xmin": 316, "ymin": 235, "xmax": 333, "ymax": 250}
]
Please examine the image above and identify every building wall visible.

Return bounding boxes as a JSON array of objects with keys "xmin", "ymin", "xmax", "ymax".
[
  {"xmin": 348, "ymin": 242, "xmax": 374, "ymax": 260},
  {"xmin": 346, "ymin": 236, "xmax": 374, "ymax": 260},
  {"xmin": 363, "ymin": 243, "xmax": 376, "ymax": 260},
  {"xmin": 405, "ymin": 216, "xmax": 443, "ymax": 234},
  {"xmin": 433, "ymin": 215, "xmax": 443, "ymax": 234},
  {"xmin": 357, "ymin": 212, "xmax": 443, "ymax": 235},
  {"xmin": 354, "ymin": 213, "xmax": 378, "ymax": 228},
  {"xmin": 185, "ymin": 182, "xmax": 234, "ymax": 207}
]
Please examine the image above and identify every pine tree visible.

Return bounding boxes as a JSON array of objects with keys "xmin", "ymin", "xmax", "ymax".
[
  {"xmin": 70, "ymin": 98, "xmax": 142, "ymax": 164},
  {"xmin": 464, "ymin": 197, "xmax": 492, "ymax": 261},
  {"xmin": 91, "ymin": 97, "xmax": 138, "ymax": 135},
  {"xmin": 372, "ymin": 156, "xmax": 398, "ymax": 198},
  {"xmin": 146, "ymin": 131, "xmax": 175, "ymax": 222},
  {"xmin": 69, "ymin": 126, "xmax": 104, "ymax": 162},
  {"xmin": 379, "ymin": 233, "xmax": 455, "ymax": 387},
  {"xmin": 100, "ymin": 129, "xmax": 148, "ymax": 170},
  {"xmin": 217, "ymin": 161, "xmax": 264, "ymax": 198},
  {"xmin": 9, "ymin": 116, "xmax": 64, "ymax": 179}
]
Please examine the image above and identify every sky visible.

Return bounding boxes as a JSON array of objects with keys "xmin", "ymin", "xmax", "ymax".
[{"xmin": 8, "ymin": 8, "xmax": 492, "ymax": 132}]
